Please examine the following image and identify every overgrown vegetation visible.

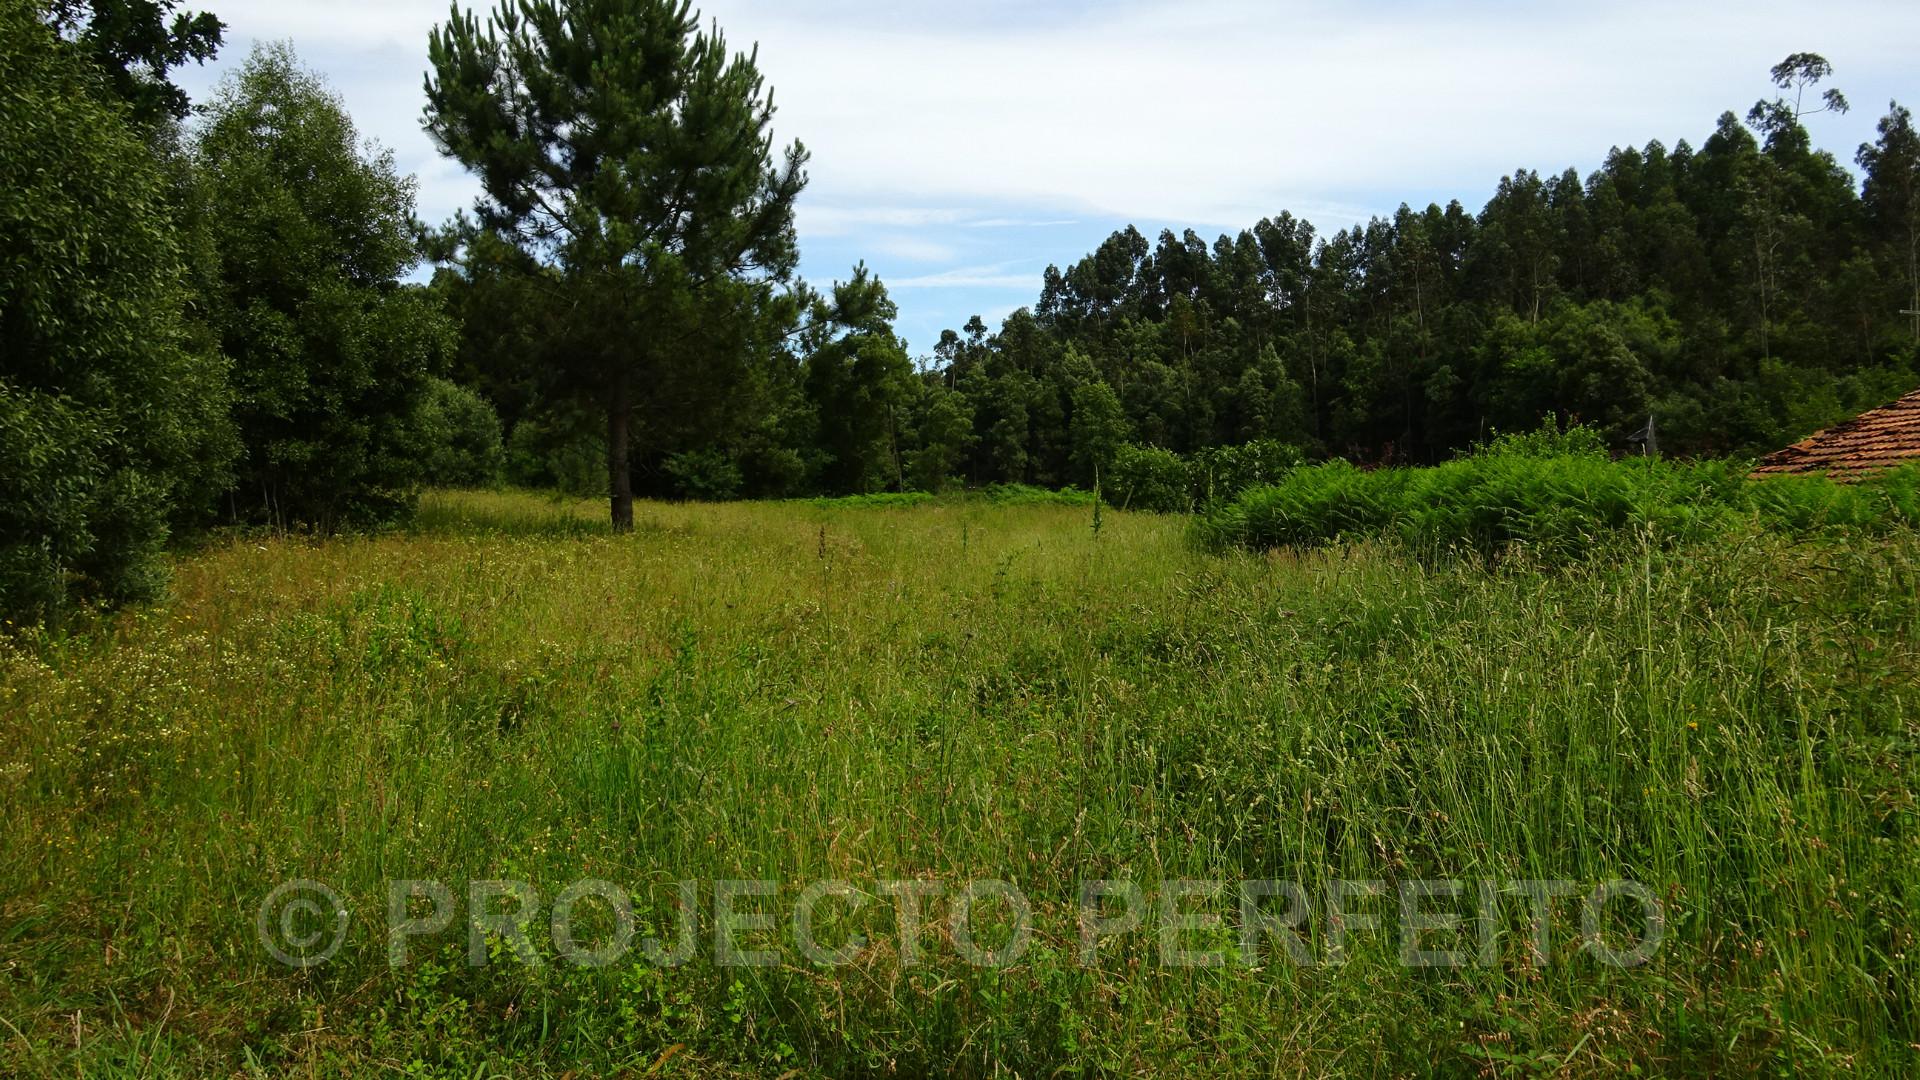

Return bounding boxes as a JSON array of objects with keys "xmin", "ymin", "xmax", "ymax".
[
  {"xmin": 1200, "ymin": 426, "xmax": 1920, "ymax": 561},
  {"xmin": 1, "ymin": 492, "xmax": 1916, "ymax": 1075},
  {"xmin": 197, "ymin": 43, "xmax": 453, "ymax": 531},
  {"xmin": 1107, "ymin": 439, "xmax": 1305, "ymax": 513},
  {"xmin": 5, "ymin": 3, "xmax": 1920, "ymax": 1075}
]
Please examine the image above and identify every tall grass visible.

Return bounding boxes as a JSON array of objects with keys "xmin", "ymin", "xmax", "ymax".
[{"xmin": 0, "ymin": 490, "xmax": 1915, "ymax": 1076}]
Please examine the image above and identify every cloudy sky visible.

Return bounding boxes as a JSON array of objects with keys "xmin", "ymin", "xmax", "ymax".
[{"xmin": 175, "ymin": 0, "xmax": 1920, "ymax": 354}]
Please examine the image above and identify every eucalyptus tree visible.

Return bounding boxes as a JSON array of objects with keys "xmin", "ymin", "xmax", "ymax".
[
  {"xmin": 425, "ymin": 0, "xmax": 808, "ymax": 531},
  {"xmin": 1859, "ymin": 104, "xmax": 1920, "ymax": 344}
]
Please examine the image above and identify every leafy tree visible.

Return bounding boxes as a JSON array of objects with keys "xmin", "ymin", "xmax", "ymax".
[
  {"xmin": 927, "ymin": 53, "xmax": 1909, "ymax": 465},
  {"xmin": 1749, "ymin": 52, "xmax": 1849, "ymax": 135},
  {"xmin": 1473, "ymin": 170, "xmax": 1561, "ymax": 324},
  {"xmin": 416, "ymin": 377, "xmax": 505, "ymax": 488},
  {"xmin": 504, "ymin": 404, "xmax": 607, "ymax": 497},
  {"xmin": 196, "ymin": 43, "xmax": 452, "ymax": 529},
  {"xmin": 662, "ymin": 447, "xmax": 743, "ymax": 500},
  {"xmin": 1, "ymin": 0, "xmax": 234, "ymax": 620},
  {"xmin": 1108, "ymin": 445, "xmax": 1190, "ymax": 513},
  {"xmin": 425, "ymin": 0, "xmax": 808, "ymax": 532},
  {"xmin": 1067, "ymin": 378, "xmax": 1129, "ymax": 487},
  {"xmin": 44, "ymin": 0, "xmax": 223, "ymax": 123}
]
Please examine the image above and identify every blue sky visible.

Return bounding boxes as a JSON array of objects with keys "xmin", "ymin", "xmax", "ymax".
[{"xmin": 176, "ymin": 0, "xmax": 1920, "ymax": 356}]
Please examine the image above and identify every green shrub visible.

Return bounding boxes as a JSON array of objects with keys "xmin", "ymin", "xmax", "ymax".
[
  {"xmin": 1108, "ymin": 444, "xmax": 1192, "ymax": 512},
  {"xmin": 505, "ymin": 411, "xmax": 605, "ymax": 498},
  {"xmin": 985, "ymin": 483, "xmax": 1096, "ymax": 506},
  {"xmin": 807, "ymin": 491, "xmax": 936, "ymax": 509},
  {"xmin": 1189, "ymin": 439, "xmax": 1304, "ymax": 506},
  {"xmin": 1200, "ymin": 423, "xmax": 1920, "ymax": 560},
  {"xmin": 197, "ymin": 45, "xmax": 451, "ymax": 531},
  {"xmin": 416, "ymin": 378, "xmax": 505, "ymax": 488},
  {"xmin": 663, "ymin": 448, "xmax": 744, "ymax": 501}
]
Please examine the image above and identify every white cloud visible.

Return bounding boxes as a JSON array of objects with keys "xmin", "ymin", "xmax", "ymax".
[
  {"xmin": 965, "ymin": 218, "xmax": 1080, "ymax": 229},
  {"xmin": 885, "ymin": 263, "xmax": 1049, "ymax": 290},
  {"xmin": 794, "ymin": 205, "xmax": 973, "ymax": 237},
  {"xmin": 176, "ymin": 0, "xmax": 1920, "ymax": 346},
  {"xmin": 189, "ymin": 0, "xmax": 1920, "ymax": 232},
  {"xmin": 716, "ymin": 0, "xmax": 1920, "ymax": 226},
  {"xmin": 865, "ymin": 235, "xmax": 961, "ymax": 263}
]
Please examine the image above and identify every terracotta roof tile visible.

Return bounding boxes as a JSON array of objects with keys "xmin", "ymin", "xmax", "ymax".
[{"xmin": 1752, "ymin": 387, "xmax": 1920, "ymax": 481}]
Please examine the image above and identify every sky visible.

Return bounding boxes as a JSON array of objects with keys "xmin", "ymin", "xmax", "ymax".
[{"xmin": 174, "ymin": 0, "xmax": 1920, "ymax": 356}]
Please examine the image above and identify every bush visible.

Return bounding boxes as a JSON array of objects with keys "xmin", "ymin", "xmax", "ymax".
[
  {"xmin": 197, "ymin": 45, "xmax": 451, "ymax": 530},
  {"xmin": 663, "ymin": 448, "xmax": 744, "ymax": 502},
  {"xmin": 985, "ymin": 484, "xmax": 1096, "ymax": 507},
  {"xmin": 1190, "ymin": 439, "xmax": 1304, "ymax": 506},
  {"xmin": 1108, "ymin": 445, "xmax": 1191, "ymax": 513},
  {"xmin": 808, "ymin": 491, "xmax": 936, "ymax": 509},
  {"xmin": 1199, "ymin": 423, "xmax": 1920, "ymax": 561},
  {"xmin": 505, "ymin": 411, "xmax": 605, "ymax": 498},
  {"xmin": 416, "ymin": 378, "xmax": 505, "ymax": 488}
]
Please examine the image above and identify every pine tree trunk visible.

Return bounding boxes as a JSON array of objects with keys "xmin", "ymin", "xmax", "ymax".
[{"xmin": 608, "ymin": 373, "xmax": 634, "ymax": 534}]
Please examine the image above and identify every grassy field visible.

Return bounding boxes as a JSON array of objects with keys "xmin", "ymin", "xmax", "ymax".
[{"xmin": 1, "ymin": 489, "xmax": 1916, "ymax": 1076}]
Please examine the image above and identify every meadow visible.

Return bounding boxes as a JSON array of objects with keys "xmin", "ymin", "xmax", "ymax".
[{"xmin": 0, "ymin": 489, "xmax": 1916, "ymax": 1077}]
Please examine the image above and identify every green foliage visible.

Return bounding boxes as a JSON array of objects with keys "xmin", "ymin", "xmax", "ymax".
[
  {"xmin": 1188, "ymin": 439, "xmax": 1303, "ymax": 505},
  {"xmin": 45, "ymin": 0, "xmax": 225, "ymax": 124},
  {"xmin": 1201, "ymin": 422, "xmax": 1920, "ymax": 560},
  {"xmin": 982, "ymin": 483, "xmax": 1096, "ymax": 506},
  {"xmin": 926, "ymin": 64, "xmax": 1920, "ymax": 472},
  {"xmin": 663, "ymin": 448, "xmax": 744, "ymax": 502},
  {"xmin": 903, "ymin": 381, "xmax": 975, "ymax": 493},
  {"xmin": 504, "ymin": 410, "xmax": 606, "ymax": 499},
  {"xmin": 803, "ymin": 267, "xmax": 914, "ymax": 495},
  {"xmin": 806, "ymin": 490, "xmax": 935, "ymax": 509},
  {"xmin": 1102, "ymin": 439, "xmax": 1305, "ymax": 514},
  {"xmin": 1067, "ymin": 378, "xmax": 1129, "ymax": 486},
  {"xmin": 196, "ymin": 43, "xmax": 452, "ymax": 530},
  {"xmin": 1108, "ymin": 444, "xmax": 1192, "ymax": 513},
  {"xmin": 415, "ymin": 377, "xmax": 505, "ymax": 489},
  {"xmin": 0, "ymin": 0, "xmax": 235, "ymax": 622}
]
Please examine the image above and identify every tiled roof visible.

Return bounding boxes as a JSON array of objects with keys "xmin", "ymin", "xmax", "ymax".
[{"xmin": 1752, "ymin": 387, "xmax": 1920, "ymax": 481}]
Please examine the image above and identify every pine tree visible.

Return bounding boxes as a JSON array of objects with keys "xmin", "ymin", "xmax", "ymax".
[{"xmin": 426, "ymin": 0, "xmax": 807, "ymax": 532}]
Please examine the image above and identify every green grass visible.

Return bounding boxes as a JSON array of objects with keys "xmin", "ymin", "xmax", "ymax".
[{"xmin": 1, "ymin": 489, "xmax": 1916, "ymax": 1076}]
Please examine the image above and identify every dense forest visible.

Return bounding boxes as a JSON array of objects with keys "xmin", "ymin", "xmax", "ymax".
[
  {"xmin": 936, "ymin": 65, "xmax": 1920, "ymax": 477},
  {"xmin": 4, "ymin": 0, "xmax": 1919, "ymax": 620},
  {"xmin": 459, "ymin": 53, "xmax": 1920, "ymax": 498}
]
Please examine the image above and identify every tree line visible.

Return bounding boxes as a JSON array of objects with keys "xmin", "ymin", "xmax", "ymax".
[
  {"xmin": 5, "ymin": 0, "xmax": 474, "ymax": 621},
  {"xmin": 914, "ymin": 53, "xmax": 1920, "ymax": 490},
  {"xmin": 457, "ymin": 51, "xmax": 1920, "ymax": 502},
  {"xmin": 4, "ymin": 0, "xmax": 1918, "ymax": 623}
]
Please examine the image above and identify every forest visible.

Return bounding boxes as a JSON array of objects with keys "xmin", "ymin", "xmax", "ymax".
[{"xmin": 6, "ymin": 0, "xmax": 1920, "ymax": 620}]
